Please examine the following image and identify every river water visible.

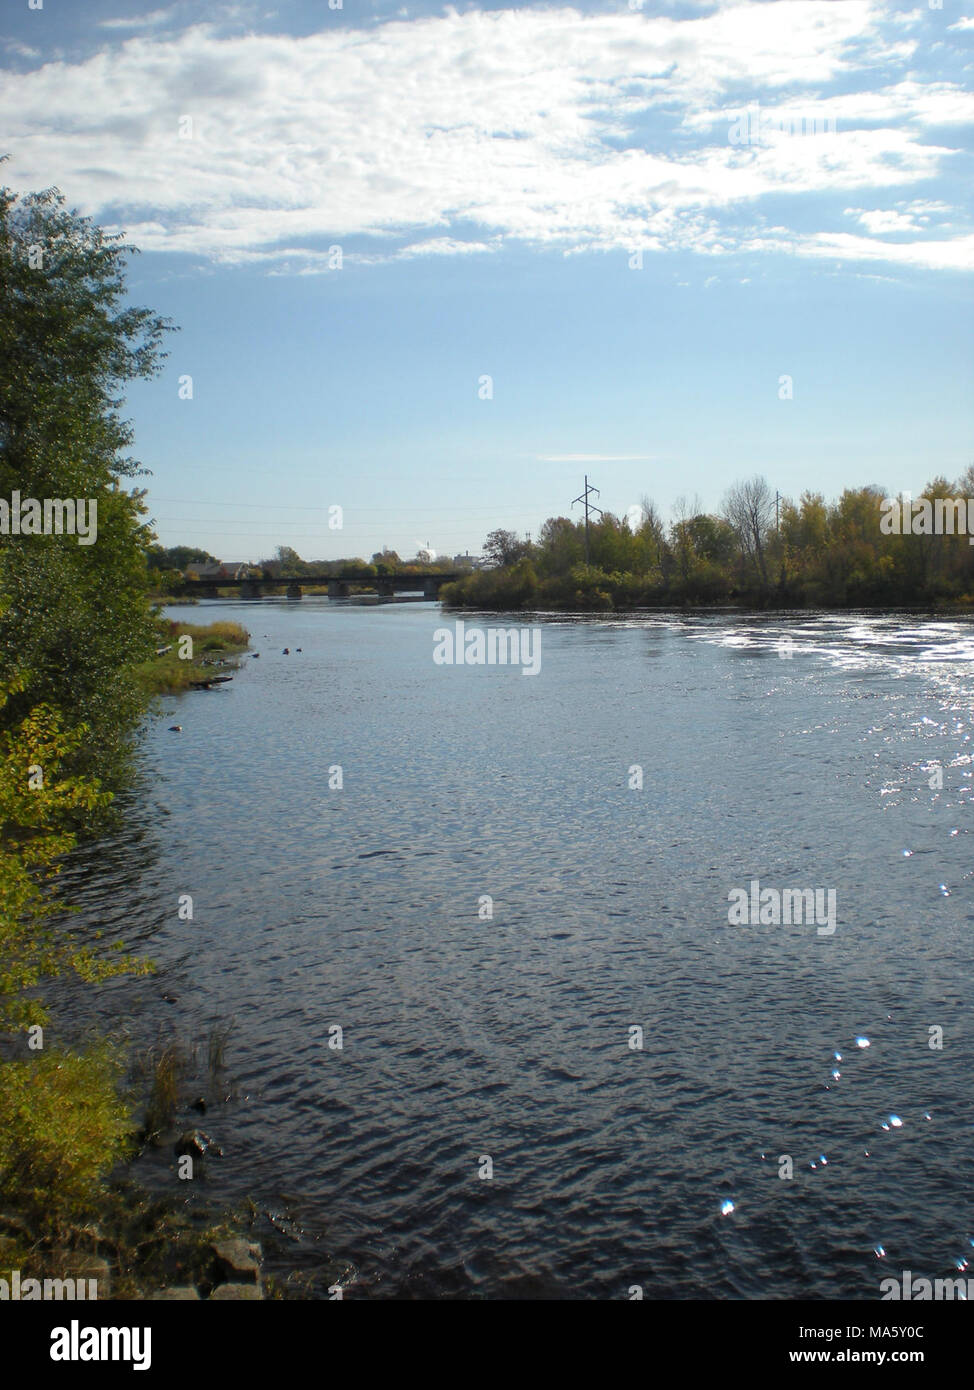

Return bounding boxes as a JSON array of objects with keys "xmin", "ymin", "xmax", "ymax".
[{"xmin": 55, "ymin": 602, "xmax": 974, "ymax": 1298}]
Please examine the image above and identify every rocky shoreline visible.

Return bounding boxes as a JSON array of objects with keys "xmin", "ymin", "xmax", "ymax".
[{"xmin": 0, "ymin": 1201, "xmax": 271, "ymax": 1301}]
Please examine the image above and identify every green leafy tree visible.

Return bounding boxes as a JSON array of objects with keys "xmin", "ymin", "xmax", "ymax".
[
  {"xmin": 0, "ymin": 173, "xmax": 173, "ymax": 782},
  {"xmin": 483, "ymin": 528, "xmax": 528, "ymax": 568},
  {"xmin": 0, "ymin": 676, "xmax": 149, "ymax": 1034},
  {"xmin": 146, "ymin": 544, "xmax": 217, "ymax": 572},
  {"xmin": 273, "ymin": 545, "xmax": 308, "ymax": 576}
]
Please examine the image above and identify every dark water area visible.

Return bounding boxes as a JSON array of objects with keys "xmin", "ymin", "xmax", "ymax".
[{"xmin": 52, "ymin": 603, "xmax": 974, "ymax": 1298}]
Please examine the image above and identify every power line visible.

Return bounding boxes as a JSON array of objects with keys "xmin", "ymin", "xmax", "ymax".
[
  {"xmin": 147, "ymin": 503, "xmax": 508, "ymax": 519},
  {"xmin": 571, "ymin": 474, "xmax": 603, "ymax": 564}
]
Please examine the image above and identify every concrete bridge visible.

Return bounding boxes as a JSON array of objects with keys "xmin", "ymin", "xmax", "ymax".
[{"xmin": 181, "ymin": 572, "xmax": 460, "ymax": 600}]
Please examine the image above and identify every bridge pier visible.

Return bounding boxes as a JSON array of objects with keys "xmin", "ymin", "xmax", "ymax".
[
  {"xmin": 240, "ymin": 581, "xmax": 263, "ymax": 598},
  {"xmin": 286, "ymin": 583, "xmax": 303, "ymax": 599},
  {"xmin": 328, "ymin": 579, "xmax": 350, "ymax": 598}
]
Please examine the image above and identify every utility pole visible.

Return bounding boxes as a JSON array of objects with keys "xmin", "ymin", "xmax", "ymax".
[{"xmin": 572, "ymin": 474, "xmax": 603, "ymax": 563}]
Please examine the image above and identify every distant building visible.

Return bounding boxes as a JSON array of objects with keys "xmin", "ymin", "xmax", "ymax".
[
  {"xmin": 185, "ymin": 561, "xmax": 255, "ymax": 580},
  {"xmin": 453, "ymin": 552, "xmax": 484, "ymax": 569}
]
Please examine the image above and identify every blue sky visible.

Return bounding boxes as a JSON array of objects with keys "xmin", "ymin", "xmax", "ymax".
[{"xmin": 2, "ymin": 0, "xmax": 973, "ymax": 562}]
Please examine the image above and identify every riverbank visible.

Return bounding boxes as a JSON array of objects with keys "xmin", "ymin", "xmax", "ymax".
[
  {"xmin": 0, "ymin": 1193, "xmax": 275, "ymax": 1301},
  {"xmin": 134, "ymin": 620, "xmax": 250, "ymax": 696},
  {"xmin": 0, "ymin": 1020, "xmax": 301, "ymax": 1300}
]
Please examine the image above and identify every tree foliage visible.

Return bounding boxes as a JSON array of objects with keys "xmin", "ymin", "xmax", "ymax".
[
  {"xmin": 0, "ymin": 175, "xmax": 161, "ymax": 1235},
  {"xmin": 442, "ymin": 472, "xmax": 974, "ymax": 610},
  {"xmin": 0, "ymin": 677, "xmax": 150, "ymax": 1034},
  {"xmin": 0, "ymin": 173, "xmax": 174, "ymax": 781},
  {"xmin": 0, "ymin": 1043, "xmax": 135, "ymax": 1236}
]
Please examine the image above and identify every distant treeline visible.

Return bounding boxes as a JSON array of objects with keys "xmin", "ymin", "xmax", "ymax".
[
  {"xmin": 148, "ymin": 544, "xmax": 460, "ymax": 592},
  {"xmin": 440, "ymin": 473, "xmax": 974, "ymax": 611}
]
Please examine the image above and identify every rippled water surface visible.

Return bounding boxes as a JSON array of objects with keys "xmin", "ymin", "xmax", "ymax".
[{"xmin": 58, "ymin": 604, "xmax": 974, "ymax": 1298}]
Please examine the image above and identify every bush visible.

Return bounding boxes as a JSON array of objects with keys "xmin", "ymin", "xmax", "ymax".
[
  {"xmin": 0, "ymin": 1045, "xmax": 135, "ymax": 1235},
  {"xmin": 441, "ymin": 557, "xmax": 538, "ymax": 609}
]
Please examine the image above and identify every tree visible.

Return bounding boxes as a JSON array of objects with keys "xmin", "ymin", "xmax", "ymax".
[
  {"xmin": 371, "ymin": 548, "xmax": 401, "ymax": 572},
  {"xmin": 671, "ymin": 494, "xmax": 704, "ymax": 583},
  {"xmin": 637, "ymin": 495, "xmax": 668, "ymax": 572},
  {"xmin": 273, "ymin": 545, "xmax": 306, "ymax": 576},
  {"xmin": 0, "ymin": 173, "xmax": 165, "ymax": 1244},
  {"xmin": 0, "ymin": 677, "xmax": 149, "ymax": 1034},
  {"xmin": 0, "ymin": 172, "xmax": 173, "ymax": 782},
  {"xmin": 482, "ymin": 528, "xmax": 528, "ymax": 568},
  {"xmin": 723, "ymin": 475, "xmax": 775, "ymax": 591},
  {"xmin": 146, "ymin": 544, "xmax": 217, "ymax": 572},
  {"xmin": 536, "ymin": 517, "xmax": 584, "ymax": 576}
]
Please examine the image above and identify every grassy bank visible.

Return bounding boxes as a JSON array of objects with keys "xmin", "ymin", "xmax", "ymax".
[
  {"xmin": 134, "ymin": 620, "xmax": 251, "ymax": 696},
  {"xmin": 0, "ymin": 1020, "xmax": 309, "ymax": 1299}
]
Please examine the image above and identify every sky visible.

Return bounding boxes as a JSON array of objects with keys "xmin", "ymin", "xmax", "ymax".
[{"xmin": 2, "ymin": 0, "xmax": 973, "ymax": 563}]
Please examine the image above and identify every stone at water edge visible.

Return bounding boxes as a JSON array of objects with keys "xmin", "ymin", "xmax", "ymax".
[
  {"xmin": 209, "ymin": 1238, "xmax": 262, "ymax": 1286},
  {"xmin": 174, "ymin": 1130, "xmax": 223, "ymax": 1159},
  {"xmin": 149, "ymin": 1286, "xmax": 200, "ymax": 1300},
  {"xmin": 209, "ymin": 1283, "xmax": 261, "ymax": 1300}
]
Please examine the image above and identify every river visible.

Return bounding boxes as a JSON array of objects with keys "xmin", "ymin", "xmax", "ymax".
[{"xmin": 54, "ymin": 602, "xmax": 974, "ymax": 1298}]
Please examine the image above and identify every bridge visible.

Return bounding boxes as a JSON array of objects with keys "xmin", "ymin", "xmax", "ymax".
[{"xmin": 181, "ymin": 572, "xmax": 461, "ymax": 599}]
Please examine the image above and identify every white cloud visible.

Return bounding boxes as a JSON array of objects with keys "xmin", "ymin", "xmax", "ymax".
[
  {"xmin": 392, "ymin": 237, "xmax": 496, "ymax": 260},
  {"xmin": 1, "ymin": 2, "xmax": 970, "ymax": 273},
  {"xmin": 852, "ymin": 208, "xmax": 923, "ymax": 234},
  {"xmin": 841, "ymin": 196, "xmax": 964, "ymax": 246},
  {"xmin": 747, "ymin": 228, "xmax": 974, "ymax": 271},
  {"xmin": 98, "ymin": 7, "xmax": 178, "ymax": 30},
  {"xmin": 888, "ymin": 8, "xmax": 924, "ymax": 26},
  {"xmin": 2, "ymin": 38, "xmax": 43, "ymax": 60}
]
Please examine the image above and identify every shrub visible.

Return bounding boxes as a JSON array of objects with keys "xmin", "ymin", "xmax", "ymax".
[{"xmin": 0, "ymin": 1045, "xmax": 135, "ymax": 1235}]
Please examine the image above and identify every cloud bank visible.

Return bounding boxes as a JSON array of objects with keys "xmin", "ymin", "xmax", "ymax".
[{"xmin": 2, "ymin": 1, "xmax": 971, "ymax": 273}]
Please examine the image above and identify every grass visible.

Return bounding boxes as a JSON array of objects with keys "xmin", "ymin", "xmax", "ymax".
[
  {"xmin": 207, "ymin": 1020, "xmax": 234, "ymax": 1074},
  {"xmin": 139, "ymin": 1040, "xmax": 188, "ymax": 1143},
  {"xmin": 133, "ymin": 620, "xmax": 251, "ymax": 696},
  {"xmin": 134, "ymin": 1021, "xmax": 237, "ymax": 1147}
]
